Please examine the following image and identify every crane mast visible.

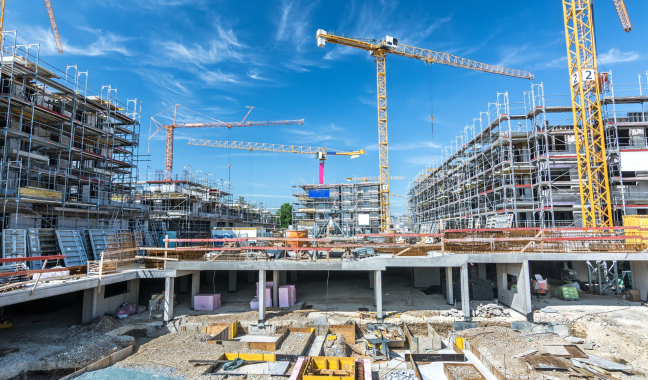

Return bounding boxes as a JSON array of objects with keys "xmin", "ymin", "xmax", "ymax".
[{"xmin": 561, "ymin": 0, "xmax": 631, "ymax": 227}]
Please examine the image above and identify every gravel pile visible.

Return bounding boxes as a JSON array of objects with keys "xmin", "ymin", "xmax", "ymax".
[
  {"xmin": 442, "ymin": 304, "xmax": 511, "ymax": 318},
  {"xmin": 457, "ymin": 326, "xmax": 570, "ymax": 379},
  {"xmin": 382, "ymin": 369, "xmax": 417, "ymax": 380},
  {"xmin": 446, "ymin": 364, "xmax": 483, "ymax": 380},
  {"xmin": 276, "ymin": 332, "xmax": 311, "ymax": 354}
]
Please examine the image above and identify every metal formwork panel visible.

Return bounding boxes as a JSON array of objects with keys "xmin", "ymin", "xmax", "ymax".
[
  {"xmin": 87, "ymin": 229, "xmax": 109, "ymax": 261},
  {"xmin": 2, "ymin": 229, "xmax": 27, "ymax": 266},
  {"xmin": 55, "ymin": 230, "xmax": 89, "ymax": 267},
  {"xmin": 27, "ymin": 228, "xmax": 43, "ymax": 269}
]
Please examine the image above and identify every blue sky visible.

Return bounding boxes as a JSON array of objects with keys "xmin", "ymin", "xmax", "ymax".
[{"xmin": 8, "ymin": 0, "xmax": 648, "ymax": 215}]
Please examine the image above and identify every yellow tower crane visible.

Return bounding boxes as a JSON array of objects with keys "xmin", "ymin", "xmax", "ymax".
[
  {"xmin": 0, "ymin": 1, "xmax": 63, "ymax": 53},
  {"xmin": 150, "ymin": 105, "xmax": 304, "ymax": 180},
  {"xmin": 187, "ymin": 138, "xmax": 365, "ymax": 184},
  {"xmin": 316, "ymin": 30, "xmax": 534, "ymax": 231},
  {"xmin": 561, "ymin": 0, "xmax": 631, "ymax": 227}
]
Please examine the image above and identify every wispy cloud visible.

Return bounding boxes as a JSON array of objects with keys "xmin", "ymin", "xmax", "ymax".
[
  {"xmin": 17, "ymin": 25, "xmax": 130, "ymax": 56},
  {"xmin": 275, "ymin": 0, "xmax": 318, "ymax": 52},
  {"xmin": 247, "ymin": 69, "xmax": 272, "ymax": 81},
  {"xmin": 598, "ymin": 48, "xmax": 639, "ymax": 65},
  {"xmin": 159, "ymin": 22, "xmax": 245, "ymax": 64}
]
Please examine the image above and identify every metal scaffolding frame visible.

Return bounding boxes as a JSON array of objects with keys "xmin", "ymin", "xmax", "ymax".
[
  {"xmin": 0, "ymin": 30, "xmax": 143, "ymax": 232},
  {"xmin": 408, "ymin": 73, "xmax": 648, "ymax": 231}
]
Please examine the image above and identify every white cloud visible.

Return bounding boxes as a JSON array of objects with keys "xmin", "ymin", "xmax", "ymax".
[
  {"xmin": 16, "ymin": 25, "xmax": 130, "ymax": 56},
  {"xmin": 247, "ymin": 69, "xmax": 272, "ymax": 81},
  {"xmin": 598, "ymin": 48, "xmax": 639, "ymax": 65},
  {"xmin": 275, "ymin": 0, "xmax": 317, "ymax": 51},
  {"xmin": 158, "ymin": 22, "xmax": 246, "ymax": 64}
]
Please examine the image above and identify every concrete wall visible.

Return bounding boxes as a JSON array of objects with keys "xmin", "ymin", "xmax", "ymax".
[
  {"xmin": 630, "ymin": 261, "xmax": 648, "ymax": 302},
  {"xmin": 571, "ymin": 261, "xmax": 591, "ymax": 282},
  {"xmin": 82, "ymin": 279, "xmax": 140, "ymax": 323},
  {"xmin": 413, "ymin": 267, "xmax": 440, "ymax": 288},
  {"xmin": 496, "ymin": 263, "xmax": 531, "ymax": 316}
]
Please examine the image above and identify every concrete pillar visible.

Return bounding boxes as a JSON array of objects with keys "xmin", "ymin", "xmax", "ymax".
[
  {"xmin": 164, "ymin": 276, "xmax": 175, "ymax": 323},
  {"xmin": 229, "ymin": 270, "xmax": 237, "ymax": 292},
  {"xmin": 460, "ymin": 264, "xmax": 470, "ymax": 320},
  {"xmin": 82, "ymin": 287, "xmax": 99, "ymax": 323},
  {"xmin": 280, "ymin": 271, "xmax": 287, "ymax": 285},
  {"xmin": 375, "ymin": 270, "xmax": 383, "ymax": 321},
  {"xmin": 446, "ymin": 267, "xmax": 454, "ymax": 305},
  {"xmin": 272, "ymin": 270, "xmax": 279, "ymax": 307},
  {"xmin": 248, "ymin": 270, "xmax": 255, "ymax": 283},
  {"xmin": 369, "ymin": 271, "xmax": 374, "ymax": 289},
  {"xmin": 477, "ymin": 263, "xmax": 487, "ymax": 280},
  {"xmin": 191, "ymin": 271, "xmax": 200, "ymax": 309},
  {"xmin": 258, "ymin": 270, "xmax": 266, "ymax": 325},
  {"xmin": 521, "ymin": 260, "xmax": 533, "ymax": 319},
  {"xmin": 130, "ymin": 279, "xmax": 140, "ymax": 305},
  {"xmin": 290, "ymin": 271, "xmax": 298, "ymax": 282}
]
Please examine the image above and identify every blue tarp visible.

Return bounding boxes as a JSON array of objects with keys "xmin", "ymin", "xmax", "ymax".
[
  {"xmin": 73, "ymin": 367, "xmax": 177, "ymax": 379},
  {"xmin": 308, "ymin": 189, "xmax": 330, "ymax": 199}
]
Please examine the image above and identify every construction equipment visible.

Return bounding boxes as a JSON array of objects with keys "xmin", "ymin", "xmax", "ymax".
[
  {"xmin": 0, "ymin": 1, "xmax": 64, "ymax": 53},
  {"xmin": 346, "ymin": 176, "xmax": 404, "ymax": 182},
  {"xmin": 561, "ymin": 0, "xmax": 631, "ymax": 227},
  {"xmin": 150, "ymin": 105, "xmax": 304, "ymax": 180},
  {"xmin": 316, "ymin": 30, "xmax": 533, "ymax": 231},
  {"xmin": 188, "ymin": 139, "xmax": 365, "ymax": 184}
]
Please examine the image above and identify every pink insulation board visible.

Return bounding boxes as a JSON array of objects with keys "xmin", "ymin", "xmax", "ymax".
[{"xmin": 194, "ymin": 294, "xmax": 221, "ymax": 311}]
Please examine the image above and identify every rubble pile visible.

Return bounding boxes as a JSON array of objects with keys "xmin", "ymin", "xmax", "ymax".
[{"xmin": 442, "ymin": 304, "xmax": 511, "ymax": 318}]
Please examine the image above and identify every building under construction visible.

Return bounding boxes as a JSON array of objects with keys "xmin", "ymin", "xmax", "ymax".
[
  {"xmin": 408, "ymin": 73, "xmax": 648, "ymax": 231},
  {"xmin": 292, "ymin": 181, "xmax": 381, "ymax": 236},
  {"xmin": 0, "ymin": 34, "xmax": 143, "ymax": 232},
  {"xmin": 138, "ymin": 170, "xmax": 275, "ymax": 240}
]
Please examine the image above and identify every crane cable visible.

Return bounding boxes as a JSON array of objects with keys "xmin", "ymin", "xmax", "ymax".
[{"xmin": 427, "ymin": 63, "xmax": 434, "ymax": 142}]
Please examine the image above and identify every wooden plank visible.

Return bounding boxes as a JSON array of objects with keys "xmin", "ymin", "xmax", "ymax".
[
  {"xmin": 527, "ymin": 356, "xmax": 569, "ymax": 370},
  {"xmin": 30, "ymin": 259, "xmax": 48, "ymax": 296},
  {"xmin": 59, "ymin": 345, "xmax": 134, "ymax": 380},
  {"xmin": 97, "ymin": 252, "xmax": 104, "ymax": 294},
  {"xmin": 394, "ymin": 247, "xmax": 412, "ymax": 257}
]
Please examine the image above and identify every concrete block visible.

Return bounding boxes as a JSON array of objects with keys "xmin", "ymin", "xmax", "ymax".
[
  {"xmin": 279, "ymin": 288, "xmax": 290, "ymax": 308},
  {"xmin": 194, "ymin": 294, "xmax": 220, "ymax": 311},
  {"xmin": 453, "ymin": 321, "xmax": 477, "ymax": 331},
  {"xmin": 248, "ymin": 324, "xmax": 276, "ymax": 335}
]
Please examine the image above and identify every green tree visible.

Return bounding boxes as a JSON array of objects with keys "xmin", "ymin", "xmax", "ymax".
[{"xmin": 276, "ymin": 203, "xmax": 293, "ymax": 228}]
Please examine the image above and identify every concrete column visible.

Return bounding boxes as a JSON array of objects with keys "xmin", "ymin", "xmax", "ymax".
[
  {"xmin": 446, "ymin": 267, "xmax": 454, "ymax": 305},
  {"xmin": 369, "ymin": 271, "xmax": 374, "ymax": 289},
  {"xmin": 258, "ymin": 270, "xmax": 266, "ymax": 325},
  {"xmin": 280, "ymin": 271, "xmax": 287, "ymax": 285},
  {"xmin": 129, "ymin": 279, "xmax": 140, "ymax": 305},
  {"xmin": 290, "ymin": 271, "xmax": 298, "ymax": 282},
  {"xmin": 191, "ymin": 271, "xmax": 200, "ymax": 309},
  {"xmin": 229, "ymin": 270, "xmax": 238, "ymax": 292},
  {"xmin": 248, "ymin": 270, "xmax": 255, "ymax": 283},
  {"xmin": 521, "ymin": 260, "xmax": 533, "ymax": 319},
  {"xmin": 477, "ymin": 263, "xmax": 487, "ymax": 280},
  {"xmin": 460, "ymin": 264, "xmax": 470, "ymax": 320},
  {"xmin": 375, "ymin": 270, "xmax": 383, "ymax": 321},
  {"xmin": 82, "ymin": 287, "xmax": 99, "ymax": 323},
  {"xmin": 164, "ymin": 276, "xmax": 175, "ymax": 323},
  {"xmin": 272, "ymin": 270, "xmax": 279, "ymax": 307}
]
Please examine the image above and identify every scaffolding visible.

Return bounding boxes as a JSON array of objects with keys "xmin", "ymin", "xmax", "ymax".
[
  {"xmin": 292, "ymin": 181, "xmax": 381, "ymax": 236},
  {"xmin": 408, "ymin": 72, "xmax": 648, "ymax": 231},
  {"xmin": 0, "ymin": 31, "xmax": 143, "ymax": 232},
  {"xmin": 137, "ymin": 169, "xmax": 275, "ymax": 240}
]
